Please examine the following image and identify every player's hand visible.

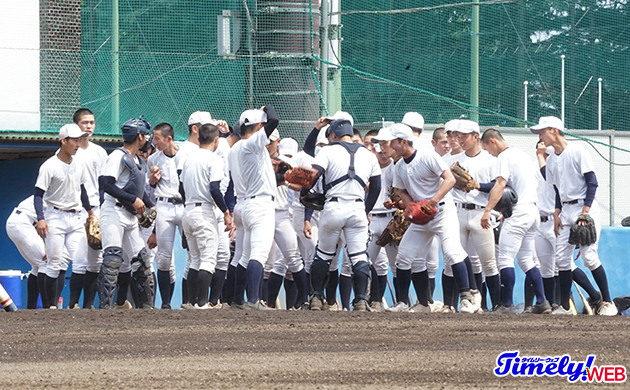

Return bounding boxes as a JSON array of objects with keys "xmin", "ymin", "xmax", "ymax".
[
  {"xmin": 224, "ymin": 214, "xmax": 236, "ymax": 240},
  {"xmin": 480, "ymin": 210, "xmax": 492, "ymax": 229},
  {"xmin": 147, "ymin": 232, "xmax": 157, "ymax": 249},
  {"xmin": 37, "ymin": 220, "xmax": 49, "ymax": 238},
  {"xmin": 216, "ymin": 120, "xmax": 230, "ymax": 134},
  {"xmin": 383, "ymin": 199, "xmax": 395, "ymax": 209},
  {"xmin": 315, "ymin": 117, "xmax": 331, "ymax": 130},
  {"xmin": 87, "ymin": 209, "xmax": 95, "ymax": 219},
  {"xmin": 133, "ymin": 198, "xmax": 146, "ymax": 215},
  {"xmin": 149, "ymin": 166, "xmax": 161, "ymax": 185},
  {"xmin": 427, "ymin": 198, "xmax": 438, "ymax": 208},
  {"xmin": 536, "ymin": 142, "xmax": 547, "ymax": 156},
  {"xmin": 303, "ymin": 220, "xmax": 312, "ymax": 239},
  {"xmin": 553, "ymin": 213, "xmax": 562, "ymax": 237}
]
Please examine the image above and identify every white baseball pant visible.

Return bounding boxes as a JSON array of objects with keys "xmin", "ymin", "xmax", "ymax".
[
  {"xmin": 154, "ymin": 201, "xmax": 184, "ymax": 272},
  {"xmin": 99, "ymin": 202, "xmax": 146, "ymax": 273},
  {"xmin": 6, "ymin": 210, "xmax": 47, "ymax": 275},
  {"xmin": 458, "ymin": 208, "xmax": 498, "ymax": 277},
  {"xmin": 44, "ymin": 208, "xmax": 87, "ymax": 278},
  {"xmin": 556, "ymin": 200, "xmax": 602, "ymax": 271},
  {"xmin": 182, "ymin": 203, "xmax": 219, "ymax": 273},
  {"xmin": 239, "ymin": 196, "xmax": 275, "ymax": 267},
  {"xmin": 367, "ymin": 212, "xmax": 398, "ymax": 277},
  {"xmin": 496, "ymin": 204, "xmax": 540, "ymax": 273}
]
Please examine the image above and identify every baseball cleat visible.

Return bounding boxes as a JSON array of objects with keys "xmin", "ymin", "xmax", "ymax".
[
  {"xmin": 439, "ymin": 305, "xmax": 456, "ymax": 313},
  {"xmin": 551, "ymin": 305, "xmax": 573, "ymax": 315},
  {"xmin": 180, "ymin": 303, "xmax": 194, "ymax": 310},
  {"xmin": 409, "ymin": 302, "xmax": 431, "ymax": 313},
  {"xmin": 531, "ymin": 300, "xmax": 552, "ymax": 314},
  {"xmin": 309, "ymin": 296, "xmax": 324, "ymax": 311},
  {"xmin": 492, "ymin": 304, "xmax": 516, "ymax": 314},
  {"xmin": 428, "ymin": 300, "xmax": 444, "ymax": 313},
  {"xmin": 369, "ymin": 301, "xmax": 385, "ymax": 312},
  {"xmin": 597, "ymin": 301, "xmax": 618, "ymax": 316},
  {"xmin": 69, "ymin": 303, "xmax": 81, "ymax": 310},
  {"xmin": 385, "ymin": 301, "xmax": 409, "ymax": 312},
  {"xmin": 114, "ymin": 300, "xmax": 133, "ymax": 310},
  {"xmin": 470, "ymin": 289, "xmax": 482, "ymax": 312},
  {"xmin": 522, "ymin": 306, "xmax": 533, "ymax": 314},
  {"xmin": 353, "ymin": 299, "xmax": 369, "ymax": 312},
  {"xmin": 460, "ymin": 299, "xmax": 477, "ymax": 314}
]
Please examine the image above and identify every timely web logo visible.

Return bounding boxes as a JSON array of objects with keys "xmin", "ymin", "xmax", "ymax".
[{"xmin": 494, "ymin": 351, "xmax": 626, "ymax": 383}]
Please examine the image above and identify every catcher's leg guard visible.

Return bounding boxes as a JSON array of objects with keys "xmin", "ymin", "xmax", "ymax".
[
  {"xmin": 97, "ymin": 247, "xmax": 123, "ymax": 309},
  {"xmin": 130, "ymin": 248, "xmax": 154, "ymax": 309}
]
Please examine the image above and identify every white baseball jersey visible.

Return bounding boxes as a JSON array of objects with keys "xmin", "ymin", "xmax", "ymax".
[
  {"xmin": 175, "ymin": 140, "xmax": 199, "ymax": 171},
  {"xmin": 228, "ymin": 129, "xmax": 276, "ymax": 199},
  {"xmin": 312, "ymin": 143, "xmax": 380, "ymax": 200},
  {"xmin": 451, "ymin": 150, "xmax": 496, "ymax": 206},
  {"xmin": 545, "ymin": 143, "xmax": 596, "ymax": 202},
  {"xmin": 393, "ymin": 148, "xmax": 452, "ymax": 202},
  {"xmin": 274, "ymin": 154, "xmax": 295, "ymax": 211},
  {"xmin": 75, "ymin": 141, "xmax": 107, "ymax": 206},
  {"xmin": 35, "ymin": 155, "xmax": 86, "ymax": 211},
  {"xmin": 492, "ymin": 147, "xmax": 538, "ymax": 205},
  {"xmin": 536, "ymin": 168, "xmax": 555, "ymax": 217},
  {"xmin": 214, "ymin": 138, "xmax": 231, "ymax": 195},
  {"xmin": 180, "ymin": 148, "xmax": 224, "ymax": 205},
  {"xmin": 16, "ymin": 195, "xmax": 39, "ymax": 223},
  {"xmin": 372, "ymin": 162, "xmax": 394, "ymax": 214},
  {"xmin": 443, "ymin": 151, "xmax": 460, "ymax": 167},
  {"xmin": 100, "ymin": 149, "xmax": 137, "ymax": 204},
  {"xmin": 148, "ymin": 150, "xmax": 183, "ymax": 199}
]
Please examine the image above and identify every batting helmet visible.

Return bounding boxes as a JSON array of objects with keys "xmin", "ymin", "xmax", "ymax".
[
  {"xmin": 121, "ymin": 116, "xmax": 152, "ymax": 143},
  {"xmin": 495, "ymin": 186, "xmax": 518, "ymax": 218}
]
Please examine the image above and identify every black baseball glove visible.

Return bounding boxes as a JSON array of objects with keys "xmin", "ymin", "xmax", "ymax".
[{"xmin": 568, "ymin": 214, "xmax": 597, "ymax": 247}]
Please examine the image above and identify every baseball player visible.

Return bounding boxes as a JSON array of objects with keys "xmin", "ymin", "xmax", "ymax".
[
  {"xmin": 227, "ymin": 106, "xmax": 279, "ymax": 310},
  {"xmin": 532, "ymin": 116, "xmax": 617, "ymax": 315},
  {"xmin": 34, "ymin": 124, "xmax": 92, "ymax": 308},
  {"xmin": 304, "ymin": 118, "xmax": 381, "ymax": 311},
  {"xmin": 180, "ymin": 122, "xmax": 234, "ymax": 308},
  {"xmin": 480, "ymin": 129, "xmax": 551, "ymax": 314},
  {"xmin": 97, "ymin": 118, "xmax": 155, "ymax": 309},
  {"xmin": 450, "ymin": 120, "xmax": 501, "ymax": 310},
  {"xmin": 386, "ymin": 123, "xmax": 477, "ymax": 313},
  {"xmin": 68, "ymin": 108, "xmax": 107, "ymax": 309}
]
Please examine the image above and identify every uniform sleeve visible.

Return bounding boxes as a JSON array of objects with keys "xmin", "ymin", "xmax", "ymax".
[
  {"xmin": 392, "ymin": 163, "xmax": 404, "ymax": 189},
  {"xmin": 311, "ymin": 145, "xmax": 330, "ymax": 171},
  {"xmin": 428, "ymin": 151, "xmax": 449, "ymax": 177},
  {"xmin": 244, "ymin": 128, "xmax": 270, "ymax": 154},
  {"xmin": 34, "ymin": 161, "xmax": 52, "ymax": 192},
  {"xmin": 209, "ymin": 156, "xmax": 225, "ymax": 183},
  {"xmin": 101, "ymin": 150, "xmax": 124, "ymax": 180},
  {"xmin": 493, "ymin": 153, "xmax": 511, "ymax": 182},
  {"xmin": 577, "ymin": 145, "xmax": 595, "ymax": 175}
]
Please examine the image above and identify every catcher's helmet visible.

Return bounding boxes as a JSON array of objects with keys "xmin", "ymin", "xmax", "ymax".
[
  {"xmin": 121, "ymin": 116, "xmax": 152, "ymax": 143},
  {"xmin": 495, "ymin": 186, "xmax": 518, "ymax": 218}
]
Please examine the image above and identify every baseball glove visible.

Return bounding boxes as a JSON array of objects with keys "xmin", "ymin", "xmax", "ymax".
[
  {"xmin": 451, "ymin": 161, "xmax": 477, "ymax": 193},
  {"xmin": 405, "ymin": 200, "xmax": 437, "ymax": 225},
  {"xmin": 568, "ymin": 214, "xmax": 597, "ymax": 247},
  {"xmin": 388, "ymin": 187, "xmax": 404, "ymax": 209},
  {"xmin": 137, "ymin": 208, "xmax": 157, "ymax": 229},
  {"xmin": 284, "ymin": 166, "xmax": 318, "ymax": 189},
  {"xmin": 272, "ymin": 157, "xmax": 291, "ymax": 175},
  {"xmin": 300, "ymin": 192, "xmax": 325, "ymax": 211},
  {"xmin": 376, "ymin": 209, "xmax": 410, "ymax": 246},
  {"xmin": 621, "ymin": 216, "xmax": 630, "ymax": 227},
  {"xmin": 85, "ymin": 216, "xmax": 102, "ymax": 250}
]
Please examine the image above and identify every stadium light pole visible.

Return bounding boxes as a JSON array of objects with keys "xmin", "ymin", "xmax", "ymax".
[
  {"xmin": 523, "ymin": 81, "xmax": 528, "ymax": 127},
  {"xmin": 470, "ymin": 0, "xmax": 479, "ymax": 123},
  {"xmin": 598, "ymin": 77, "xmax": 602, "ymax": 131},
  {"xmin": 321, "ymin": 0, "xmax": 329, "ymax": 115},
  {"xmin": 112, "ymin": 0, "xmax": 119, "ymax": 132},
  {"xmin": 561, "ymin": 55, "xmax": 565, "ymax": 126}
]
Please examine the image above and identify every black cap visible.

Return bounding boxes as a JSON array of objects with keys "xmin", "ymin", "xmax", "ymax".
[{"xmin": 330, "ymin": 119, "xmax": 353, "ymax": 138}]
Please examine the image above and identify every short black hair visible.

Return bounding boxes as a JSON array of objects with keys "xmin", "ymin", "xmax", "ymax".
[
  {"xmin": 432, "ymin": 128, "xmax": 446, "ymax": 142},
  {"xmin": 154, "ymin": 122, "xmax": 174, "ymax": 139},
  {"xmin": 365, "ymin": 129, "xmax": 379, "ymax": 138},
  {"xmin": 353, "ymin": 128, "xmax": 362, "ymax": 141},
  {"xmin": 481, "ymin": 128, "xmax": 504, "ymax": 143},
  {"xmin": 73, "ymin": 108, "xmax": 94, "ymax": 124},
  {"xmin": 199, "ymin": 123, "xmax": 219, "ymax": 145}
]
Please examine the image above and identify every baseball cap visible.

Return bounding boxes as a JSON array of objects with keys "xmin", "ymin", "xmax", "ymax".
[
  {"xmin": 188, "ymin": 111, "xmax": 214, "ymax": 125},
  {"xmin": 370, "ymin": 127, "xmax": 395, "ymax": 142},
  {"xmin": 278, "ymin": 137, "xmax": 298, "ymax": 156},
  {"xmin": 325, "ymin": 111, "xmax": 354, "ymax": 126},
  {"xmin": 444, "ymin": 119, "xmax": 460, "ymax": 133},
  {"xmin": 329, "ymin": 119, "xmax": 353, "ymax": 138},
  {"xmin": 530, "ymin": 116, "xmax": 564, "ymax": 134},
  {"xmin": 402, "ymin": 112, "xmax": 424, "ymax": 130},
  {"xmin": 450, "ymin": 119, "xmax": 479, "ymax": 134},
  {"xmin": 239, "ymin": 109, "xmax": 267, "ymax": 126},
  {"xmin": 59, "ymin": 123, "xmax": 88, "ymax": 140},
  {"xmin": 269, "ymin": 129, "xmax": 280, "ymax": 142},
  {"xmin": 389, "ymin": 123, "xmax": 414, "ymax": 141},
  {"xmin": 316, "ymin": 126, "xmax": 330, "ymax": 145}
]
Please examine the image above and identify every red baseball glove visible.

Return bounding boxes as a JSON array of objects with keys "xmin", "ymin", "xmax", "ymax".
[
  {"xmin": 284, "ymin": 166, "xmax": 318, "ymax": 189},
  {"xmin": 404, "ymin": 200, "xmax": 437, "ymax": 225}
]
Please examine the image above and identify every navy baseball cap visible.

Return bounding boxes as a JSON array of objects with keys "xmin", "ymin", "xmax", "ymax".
[{"xmin": 329, "ymin": 119, "xmax": 353, "ymax": 138}]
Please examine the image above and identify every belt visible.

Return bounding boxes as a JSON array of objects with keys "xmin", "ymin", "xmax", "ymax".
[
  {"xmin": 54, "ymin": 207, "xmax": 78, "ymax": 213},
  {"xmin": 157, "ymin": 197, "xmax": 183, "ymax": 205},
  {"xmin": 456, "ymin": 203, "xmax": 483, "ymax": 210},
  {"xmin": 540, "ymin": 216, "xmax": 549, "ymax": 223},
  {"xmin": 330, "ymin": 197, "xmax": 363, "ymax": 203},
  {"xmin": 562, "ymin": 199, "xmax": 581, "ymax": 205},
  {"xmin": 245, "ymin": 195, "xmax": 275, "ymax": 202},
  {"xmin": 370, "ymin": 211, "xmax": 395, "ymax": 218},
  {"xmin": 187, "ymin": 202, "xmax": 206, "ymax": 207}
]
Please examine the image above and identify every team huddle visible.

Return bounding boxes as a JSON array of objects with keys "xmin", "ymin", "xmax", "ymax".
[{"xmin": 5, "ymin": 107, "xmax": 618, "ymax": 315}]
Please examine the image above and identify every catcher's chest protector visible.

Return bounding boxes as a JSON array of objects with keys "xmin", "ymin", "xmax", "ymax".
[
  {"xmin": 119, "ymin": 147, "xmax": 148, "ymax": 213},
  {"xmin": 324, "ymin": 141, "xmax": 367, "ymax": 191}
]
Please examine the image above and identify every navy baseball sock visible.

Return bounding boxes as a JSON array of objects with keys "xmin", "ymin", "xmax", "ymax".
[
  {"xmin": 181, "ymin": 278, "xmax": 188, "ymax": 306},
  {"xmin": 572, "ymin": 268, "xmax": 599, "ymax": 301},
  {"xmin": 309, "ymin": 260, "xmax": 329, "ymax": 298},
  {"xmin": 429, "ymin": 277, "xmax": 436, "ymax": 296},
  {"xmin": 378, "ymin": 275, "xmax": 387, "ymax": 302},
  {"xmin": 543, "ymin": 277, "xmax": 556, "ymax": 306},
  {"xmin": 245, "ymin": 261, "xmax": 264, "ymax": 303},
  {"xmin": 369, "ymin": 265, "xmax": 378, "ymax": 303},
  {"xmin": 339, "ymin": 275, "xmax": 352, "ymax": 310},
  {"xmin": 196, "ymin": 270, "xmax": 212, "ymax": 307},
  {"xmin": 393, "ymin": 276, "xmax": 398, "ymax": 299},
  {"xmin": 442, "ymin": 272, "xmax": 455, "ymax": 308},
  {"xmin": 326, "ymin": 270, "xmax": 339, "ymax": 305},
  {"xmin": 57, "ymin": 270, "xmax": 66, "ymax": 300},
  {"xmin": 261, "ymin": 278, "xmax": 269, "ymax": 304},
  {"xmin": 499, "ymin": 268, "xmax": 515, "ymax": 307},
  {"xmin": 169, "ymin": 282, "xmax": 175, "ymax": 302},
  {"xmin": 411, "ymin": 271, "xmax": 429, "ymax": 306},
  {"xmin": 590, "ymin": 265, "xmax": 611, "ymax": 302},
  {"xmin": 396, "ymin": 268, "xmax": 411, "ymax": 305},
  {"xmin": 555, "ymin": 275, "xmax": 561, "ymax": 306},
  {"xmin": 485, "ymin": 274, "xmax": 501, "ymax": 309},
  {"xmin": 223, "ymin": 265, "xmax": 237, "ymax": 305},
  {"xmin": 157, "ymin": 270, "xmax": 172, "ymax": 305},
  {"xmin": 352, "ymin": 261, "xmax": 370, "ymax": 302},
  {"xmin": 525, "ymin": 267, "xmax": 546, "ymax": 305},
  {"xmin": 44, "ymin": 275, "xmax": 58, "ymax": 308},
  {"xmin": 116, "ymin": 271, "xmax": 131, "ymax": 306},
  {"xmin": 463, "ymin": 257, "xmax": 478, "ymax": 290},
  {"xmin": 558, "ymin": 270, "xmax": 573, "ymax": 310},
  {"xmin": 451, "ymin": 261, "xmax": 470, "ymax": 291},
  {"xmin": 38, "ymin": 272, "xmax": 49, "ymax": 308},
  {"xmin": 234, "ymin": 264, "xmax": 247, "ymax": 305},
  {"xmin": 480, "ymin": 281, "xmax": 488, "ymax": 311},
  {"xmin": 187, "ymin": 269, "xmax": 199, "ymax": 305},
  {"xmin": 209, "ymin": 269, "xmax": 227, "ymax": 306},
  {"xmin": 284, "ymin": 278, "xmax": 298, "ymax": 308},
  {"xmin": 292, "ymin": 269, "xmax": 308, "ymax": 308},
  {"xmin": 27, "ymin": 273, "xmax": 39, "ymax": 309},
  {"xmin": 474, "ymin": 273, "xmax": 483, "ymax": 296},
  {"xmin": 266, "ymin": 272, "xmax": 284, "ymax": 308},
  {"xmin": 69, "ymin": 272, "xmax": 85, "ymax": 308},
  {"xmin": 305, "ymin": 272, "xmax": 311, "ymax": 295},
  {"xmin": 523, "ymin": 274, "xmax": 534, "ymax": 307},
  {"xmin": 83, "ymin": 271, "xmax": 99, "ymax": 309}
]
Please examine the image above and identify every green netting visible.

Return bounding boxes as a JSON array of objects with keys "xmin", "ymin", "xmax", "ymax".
[{"xmin": 31, "ymin": 0, "xmax": 630, "ymax": 141}]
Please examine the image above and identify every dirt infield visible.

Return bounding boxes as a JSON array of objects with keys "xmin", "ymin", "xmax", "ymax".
[{"xmin": 0, "ymin": 309, "xmax": 627, "ymax": 389}]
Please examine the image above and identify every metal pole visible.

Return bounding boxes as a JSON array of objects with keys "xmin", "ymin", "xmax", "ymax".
[
  {"xmin": 470, "ymin": 0, "xmax": 479, "ymax": 123},
  {"xmin": 609, "ymin": 133, "xmax": 614, "ymax": 226},
  {"xmin": 561, "ymin": 54, "xmax": 565, "ymax": 125},
  {"xmin": 598, "ymin": 77, "xmax": 602, "ymax": 131},
  {"xmin": 320, "ymin": 0, "xmax": 329, "ymax": 115},
  {"xmin": 523, "ymin": 81, "xmax": 528, "ymax": 126},
  {"xmin": 112, "ymin": 0, "xmax": 119, "ymax": 132}
]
